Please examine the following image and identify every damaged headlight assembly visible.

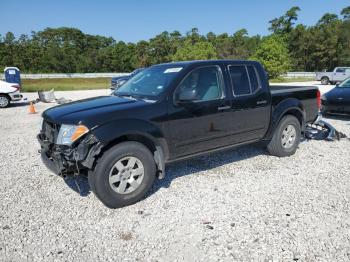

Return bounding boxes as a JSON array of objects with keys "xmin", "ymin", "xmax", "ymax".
[{"xmin": 56, "ymin": 124, "xmax": 89, "ymax": 146}]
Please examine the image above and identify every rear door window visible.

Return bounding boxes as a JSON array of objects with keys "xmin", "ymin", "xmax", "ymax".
[
  {"xmin": 228, "ymin": 65, "xmax": 261, "ymax": 96},
  {"xmin": 228, "ymin": 66, "xmax": 251, "ymax": 96}
]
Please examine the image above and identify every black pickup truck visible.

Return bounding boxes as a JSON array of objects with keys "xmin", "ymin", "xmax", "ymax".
[{"xmin": 38, "ymin": 60, "xmax": 320, "ymax": 208}]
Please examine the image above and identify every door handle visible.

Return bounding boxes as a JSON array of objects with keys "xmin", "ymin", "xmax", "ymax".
[
  {"xmin": 257, "ymin": 100, "xmax": 267, "ymax": 105},
  {"xmin": 217, "ymin": 105, "xmax": 231, "ymax": 111}
]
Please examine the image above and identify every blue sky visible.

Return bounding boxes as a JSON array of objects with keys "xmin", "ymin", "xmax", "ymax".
[{"xmin": 1, "ymin": 0, "xmax": 349, "ymax": 42}]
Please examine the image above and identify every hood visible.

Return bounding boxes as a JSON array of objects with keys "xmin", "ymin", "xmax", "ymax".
[
  {"xmin": 111, "ymin": 75, "xmax": 130, "ymax": 82},
  {"xmin": 42, "ymin": 95, "xmax": 147, "ymax": 127}
]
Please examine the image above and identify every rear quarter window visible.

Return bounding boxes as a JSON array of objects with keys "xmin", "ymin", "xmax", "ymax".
[{"xmin": 246, "ymin": 66, "xmax": 261, "ymax": 93}]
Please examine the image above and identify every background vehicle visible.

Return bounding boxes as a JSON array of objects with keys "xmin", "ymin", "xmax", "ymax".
[
  {"xmin": 0, "ymin": 80, "xmax": 22, "ymax": 108},
  {"xmin": 316, "ymin": 67, "xmax": 350, "ymax": 85},
  {"xmin": 321, "ymin": 77, "xmax": 350, "ymax": 115},
  {"xmin": 38, "ymin": 60, "xmax": 320, "ymax": 208},
  {"xmin": 110, "ymin": 68, "xmax": 144, "ymax": 90}
]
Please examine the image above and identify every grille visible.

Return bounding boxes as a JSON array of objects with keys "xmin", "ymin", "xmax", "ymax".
[{"xmin": 42, "ymin": 120, "xmax": 60, "ymax": 143}]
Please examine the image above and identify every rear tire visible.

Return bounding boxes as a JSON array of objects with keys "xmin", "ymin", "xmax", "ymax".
[
  {"xmin": 267, "ymin": 115, "xmax": 301, "ymax": 157},
  {"xmin": 321, "ymin": 77, "xmax": 329, "ymax": 85},
  {"xmin": 0, "ymin": 95, "xmax": 10, "ymax": 108},
  {"xmin": 88, "ymin": 141, "xmax": 156, "ymax": 208}
]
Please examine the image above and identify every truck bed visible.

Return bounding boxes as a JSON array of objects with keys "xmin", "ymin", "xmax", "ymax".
[
  {"xmin": 270, "ymin": 85, "xmax": 318, "ymax": 94},
  {"xmin": 270, "ymin": 85, "xmax": 319, "ymax": 124}
]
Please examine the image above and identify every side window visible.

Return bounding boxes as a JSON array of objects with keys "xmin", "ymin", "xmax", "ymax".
[
  {"xmin": 228, "ymin": 65, "xmax": 251, "ymax": 96},
  {"xmin": 336, "ymin": 68, "xmax": 345, "ymax": 73},
  {"xmin": 176, "ymin": 66, "xmax": 223, "ymax": 102},
  {"xmin": 247, "ymin": 66, "xmax": 261, "ymax": 93}
]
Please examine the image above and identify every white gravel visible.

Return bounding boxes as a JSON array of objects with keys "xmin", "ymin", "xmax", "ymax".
[{"xmin": 0, "ymin": 83, "xmax": 350, "ymax": 261}]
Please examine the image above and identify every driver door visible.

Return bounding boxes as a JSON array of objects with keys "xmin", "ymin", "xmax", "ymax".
[{"xmin": 166, "ymin": 65, "xmax": 232, "ymax": 158}]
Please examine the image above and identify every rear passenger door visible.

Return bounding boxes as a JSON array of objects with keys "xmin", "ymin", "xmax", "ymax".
[{"xmin": 226, "ymin": 64, "xmax": 271, "ymax": 142}]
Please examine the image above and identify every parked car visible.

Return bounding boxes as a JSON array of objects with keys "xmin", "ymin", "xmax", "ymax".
[
  {"xmin": 0, "ymin": 80, "xmax": 22, "ymax": 108},
  {"xmin": 110, "ymin": 68, "xmax": 144, "ymax": 90},
  {"xmin": 38, "ymin": 60, "xmax": 320, "ymax": 208},
  {"xmin": 316, "ymin": 67, "xmax": 350, "ymax": 85},
  {"xmin": 321, "ymin": 77, "xmax": 350, "ymax": 115}
]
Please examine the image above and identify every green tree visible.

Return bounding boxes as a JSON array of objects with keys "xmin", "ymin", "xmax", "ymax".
[
  {"xmin": 251, "ymin": 36, "xmax": 291, "ymax": 78},
  {"xmin": 341, "ymin": 6, "xmax": 350, "ymax": 20},
  {"xmin": 1, "ymin": 5, "xmax": 349, "ymax": 74},
  {"xmin": 172, "ymin": 40, "xmax": 217, "ymax": 61},
  {"xmin": 269, "ymin": 6, "xmax": 301, "ymax": 35},
  {"xmin": 288, "ymin": 25, "xmax": 315, "ymax": 71},
  {"xmin": 0, "ymin": 32, "xmax": 16, "ymax": 68},
  {"xmin": 317, "ymin": 13, "xmax": 339, "ymax": 26}
]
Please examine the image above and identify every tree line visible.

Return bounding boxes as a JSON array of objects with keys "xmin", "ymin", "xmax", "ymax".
[{"xmin": 0, "ymin": 6, "xmax": 349, "ymax": 78}]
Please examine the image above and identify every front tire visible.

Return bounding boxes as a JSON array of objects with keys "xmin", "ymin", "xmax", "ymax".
[
  {"xmin": 0, "ymin": 95, "xmax": 10, "ymax": 108},
  {"xmin": 267, "ymin": 115, "xmax": 301, "ymax": 157},
  {"xmin": 88, "ymin": 141, "xmax": 156, "ymax": 208}
]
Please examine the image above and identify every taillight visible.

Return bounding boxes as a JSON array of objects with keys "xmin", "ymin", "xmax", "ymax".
[
  {"xmin": 11, "ymin": 85, "xmax": 20, "ymax": 91},
  {"xmin": 316, "ymin": 89, "xmax": 321, "ymax": 109}
]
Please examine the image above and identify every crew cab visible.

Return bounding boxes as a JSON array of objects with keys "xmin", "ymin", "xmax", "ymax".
[
  {"xmin": 0, "ymin": 80, "xmax": 22, "ymax": 108},
  {"xmin": 316, "ymin": 67, "xmax": 350, "ymax": 85},
  {"xmin": 38, "ymin": 60, "xmax": 320, "ymax": 208}
]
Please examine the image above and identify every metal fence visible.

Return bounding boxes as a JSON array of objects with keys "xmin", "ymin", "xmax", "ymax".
[
  {"xmin": 1, "ymin": 72, "xmax": 316, "ymax": 80},
  {"xmin": 0, "ymin": 72, "xmax": 129, "ymax": 79},
  {"xmin": 284, "ymin": 72, "xmax": 316, "ymax": 78}
]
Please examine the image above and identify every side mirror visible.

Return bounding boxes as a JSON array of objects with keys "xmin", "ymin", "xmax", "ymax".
[{"xmin": 178, "ymin": 89, "xmax": 198, "ymax": 102}]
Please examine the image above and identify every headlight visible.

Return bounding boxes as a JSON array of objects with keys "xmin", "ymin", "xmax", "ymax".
[
  {"xmin": 56, "ymin": 124, "xmax": 89, "ymax": 145},
  {"xmin": 39, "ymin": 117, "xmax": 44, "ymax": 132}
]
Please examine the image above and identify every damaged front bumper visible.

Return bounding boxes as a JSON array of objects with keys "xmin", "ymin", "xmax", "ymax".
[
  {"xmin": 9, "ymin": 91, "xmax": 23, "ymax": 101},
  {"xmin": 305, "ymin": 114, "xmax": 347, "ymax": 141},
  {"xmin": 37, "ymin": 133, "xmax": 103, "ymax": 177}
]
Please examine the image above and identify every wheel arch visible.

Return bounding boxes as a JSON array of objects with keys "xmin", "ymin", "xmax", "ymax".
[
  {"xmin": 0, "ymin": 93, "xmax": 11, "ymax": 100},
  {"xmin": 321, "ymin": 76, "xmax": 330, "ymax": 84},
  {"xmin": 264, "ymin": 98, "xmax": 305, "ymax": 140},
  {"xmin": 0, "ymin": 93, "xmax": 11, "ymax": 107},
  {"xmin": 91, "ymin": 120, "xmax": 169, "ymax": 178}
]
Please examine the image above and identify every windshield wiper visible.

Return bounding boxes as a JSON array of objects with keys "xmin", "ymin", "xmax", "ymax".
[
  {"xmin": 115, "ymin": 93, "xmax": 138, "ymax": 100},
  {"xmin": 116, "ymin": 93, "xmax": 156, "ymax": 103}
]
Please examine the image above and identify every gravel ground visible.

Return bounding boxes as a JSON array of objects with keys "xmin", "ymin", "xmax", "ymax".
[{"xmin": 1, "ymin": 83, "xmax": 350, "ymax": 261}]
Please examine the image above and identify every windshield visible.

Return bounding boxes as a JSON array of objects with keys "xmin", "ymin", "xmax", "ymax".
[
  {"xmin": 339, "ymin": 78, "xmax": 350, "ymax": 88},
  {"xmin": 131, "ymin": 68, "xmax": 144, "ymax": 75},
  {"xmin": 114, "ymin": 65, "xmax": 183, "ymax": 99}
]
